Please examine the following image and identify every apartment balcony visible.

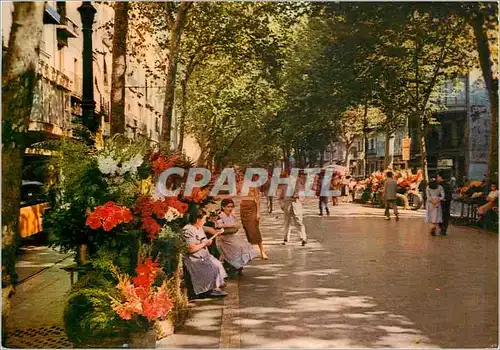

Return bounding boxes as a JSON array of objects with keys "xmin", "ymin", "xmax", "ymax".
[
  {"xmin": 70, "ymin": 74, "xmax": 82, "ymax": 99},
  {"xmin": 37, "ymin": 60, "xmax": 71, "ymax": 91},
  {"xmin": 437, "ymin": 94, "xmax": 467, "ymax": 111},
  {"xmin": 126, "ymin": 115, "xmax": 138, "ymax": 130},
  {"xmin": 366, "ymin": 148, "xmax": 377, "ymax": 157},
  {"xmin": 57, "ymin": 16, "xmax": 78, "ymax": 49},
  {"xmin": 138, "ymin": 122, "xmax": 148, "ymax": 136},
  {"xmin": 29, "ymin": 79, "xmax": 72, "ymax": 137}
]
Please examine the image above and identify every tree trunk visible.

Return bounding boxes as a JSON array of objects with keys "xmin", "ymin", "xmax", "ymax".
[
  {"xmin": 471, "ymin": 8, "xmax": 499, "ymax": 182},
  {"xmin": 414, "ymin": 38, "xmax": 429, "ymax": 183},
  {"xmin": 177, "ymin": 79, "xmax": 187, "ymax": 153},
  {"xmin": 319, "ymin": 151, "xmax": 325, "ymax": 167},
  {"xmin": 417, "ymin": 116, "xmax": 429, "ymax": 182},
  {"xmin": 384, "ymin": 130, "xmax": 395, "ymax": 169},
  {"xmin": 283, "ymin": 147, "xmax": 290, "ymax": 170},
  {"xmin": 344, "ymin": 141, "xmax": 353, "ymax": 175},
  {"xmin": 2, "ymin": 0, "xmax": 44, "ymax": 306},
  {"xmin": 110, "ymin": 1, "xmax": 129, "ymax": 135},
  {"xmin": 161, "ymin": 2, "xmax": 192, "ymax": 146},
  {"xmin": 197, "ymin": 137, "xmax": 210, "ymax": 167},
  {"xmin": 362, "ymin": 96, "xmax": 369, "ymax": 177}
]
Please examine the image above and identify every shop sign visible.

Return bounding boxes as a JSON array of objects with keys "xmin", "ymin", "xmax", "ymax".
[
  {"xmin": 402, "ymin": 137, "xmax": 411, "ymax": 161},
  {"xmin": 437, "ymin": 159, "xmax": 453, "ymax": 167}
]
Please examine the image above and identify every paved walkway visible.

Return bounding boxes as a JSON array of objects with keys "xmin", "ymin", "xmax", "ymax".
[
  {"xmin": 162, "ymin": 199, "xmax": 497, "ymax": 348},
  {"xmin": 4, "ymin": 247, "xmax": 74, "ymax": 348},
  {"xmin": 4, "ymin": 201, "xmax": 496, "ymax": 348}
]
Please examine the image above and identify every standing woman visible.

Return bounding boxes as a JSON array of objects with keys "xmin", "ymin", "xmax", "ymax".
[
  {"xmin": 331, "ymin": 174, "xmax": 341, "ymax": 206},
  {"xmin": 240, "ymin": 178, "xmax": 268, "ymax": 260},
  {"xmin": 425, "ymin": 177, "xmax": 445, "ymax": 236}
]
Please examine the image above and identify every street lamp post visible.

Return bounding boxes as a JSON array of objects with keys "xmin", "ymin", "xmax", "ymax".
[{"xmin": 78, "ymin": 1, "xmax": 97, "ymax": 135}]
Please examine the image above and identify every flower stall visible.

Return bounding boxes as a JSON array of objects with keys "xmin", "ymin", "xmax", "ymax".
[
  {"xmin": 451, "ymin": 180, "xmax": 489, "ymax": 224},
  {"xmin": 43, "ymin": 135, "xmax": 212, "ymax": 347},
  {"xmin": 356, "ymin": 169, "xmax": 423, "ymax": 209}
]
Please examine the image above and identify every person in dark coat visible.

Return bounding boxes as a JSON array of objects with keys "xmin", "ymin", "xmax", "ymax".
[
  {"xmin": 437, "ymin": 171, "xmax": 453, "ymax": 236},
  {"xmin": 419, "ymin": 179, "xmax": 428, "ymax": 210}
]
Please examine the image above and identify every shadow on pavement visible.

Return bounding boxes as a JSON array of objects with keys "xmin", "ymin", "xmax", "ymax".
[{"xmin": 232, "ymin": 200, "xmax": 497, "ymax": 348}]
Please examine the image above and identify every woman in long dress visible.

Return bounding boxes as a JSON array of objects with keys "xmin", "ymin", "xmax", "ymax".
[
  {"xmin": 182, "ymin": 208, "xmax": 228, "ymax": 298},
  {"xmin": 215, "ymin": 199, "xmax": 257, "ymax": 275},
  {"xmin": 425, "ymin": 178, "xmax": 445, "ymax": 236},
  {"xmin": 240, "ymin": 185, "xmax": 268, "ymax": 259}
]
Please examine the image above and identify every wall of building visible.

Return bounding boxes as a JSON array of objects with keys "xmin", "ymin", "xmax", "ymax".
[
  {"xmin": 467, "ymin": 69, "xmax": 491, "ymax": 180},
  {"xmin": 2, "ymin": 1, "xmax": 166, "ymax": 146},
  {"xmin": 405, "ymin": 69, "xmax": 491, "ymax": 181}
]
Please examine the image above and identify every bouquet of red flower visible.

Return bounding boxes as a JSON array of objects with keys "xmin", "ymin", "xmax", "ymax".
[
  {"xmin": 134, "ymin": 196, "xmax": 189, "ymax": 240},
  {"xmin": 110, "ymin": 257, "xmax": 174, "ymax": 327},
  {"xmin": 184, "ymin": 187, "xmax": 210, "ymax": 203},
  {"xmin": 86, "ymin": 201, "xmax": 133, "ymax": 231},
  {"xmin": 151, "ymin": 154, "xmax": 180, "ymax": 176}
]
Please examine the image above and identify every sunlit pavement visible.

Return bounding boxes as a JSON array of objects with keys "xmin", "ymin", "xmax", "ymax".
[
  {"xmin": 232, "ymin": 199, "xmax": 498, "ymax": 348},
  {"xmin": 8, "ymin": 202, "xmax": 496, "ymax": 348},
  {"xmin": 5, "ymin": 247, "xmax": 73, "ymax": 331}
]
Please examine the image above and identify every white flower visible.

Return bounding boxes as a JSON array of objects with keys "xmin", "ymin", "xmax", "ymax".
[
  {"xmin": 164, "ymin": 207, "xmax": 181, "ymax": 222},
  {"xmin": 97, "ymin": 154, "xmax": 119, "ymax": 175},
  {"xmin": 116, "ymin": 165, "xmax": 127, "ymax": 176},
  {"xmin": 119, "ymin": 154, "xmax": 143, "ymax": 175},
  {"xmin": 61, "ymin": 203, "xmax": 71, "ymax": 210}
]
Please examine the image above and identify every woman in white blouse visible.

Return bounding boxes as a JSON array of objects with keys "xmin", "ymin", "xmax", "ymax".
[{"xmin": 425, "ymin": 178, "xmax": 445, "ymax": 236}]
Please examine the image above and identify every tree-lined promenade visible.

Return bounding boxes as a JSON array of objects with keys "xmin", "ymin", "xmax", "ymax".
[{"xmin": 1, "ymin": 1, "xmax": 498, "ymax": 348}]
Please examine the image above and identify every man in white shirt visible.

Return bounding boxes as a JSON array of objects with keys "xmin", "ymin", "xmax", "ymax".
[{"xmin": 281, "ymin": 171, "xmax": 308, "ymax": 246}]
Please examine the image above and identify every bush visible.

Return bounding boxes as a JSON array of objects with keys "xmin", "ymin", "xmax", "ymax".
[{"xmin": 64, "ymin": 271, "xmax": 134, "ymax": 347}]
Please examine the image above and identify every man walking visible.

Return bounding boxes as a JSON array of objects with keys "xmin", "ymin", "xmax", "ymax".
[
  {"xmin": 437, "ymin": 171, "xmax": 452, "ymax": 236},
  {"xmin": 266, "ymin": 168, "xmax": 274, "ymax": 213},
  {"xmin": 383, "ymin": 171, "xmax": 399, "ymax": 221},
  {"xmin": 281, "ymin": 172, "xmax": 308, "ymax": 246},
  {"xmin": 316, "ymin": 170, "xmax": 330, "ymax": 216}
]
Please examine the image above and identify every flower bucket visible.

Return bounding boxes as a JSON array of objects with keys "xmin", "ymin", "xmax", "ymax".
[{"xmin": 129, "ymin": 329, "xmax": 156, "ymax": 348}]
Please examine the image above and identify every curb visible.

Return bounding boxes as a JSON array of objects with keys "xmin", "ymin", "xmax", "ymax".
[{"xmin": 219, "ymin": 278, "xmax": 241, "ymax": 348}]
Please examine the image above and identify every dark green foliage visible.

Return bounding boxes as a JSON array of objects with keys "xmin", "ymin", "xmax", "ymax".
[
  {"xmin": 2, "ymin": 70, "xmax": 39, "ymax": 147},
  {"xmin": 64, "ymin": 271, "xmax": 133, "ymax": 347},
  {"xmin": 45, "ymin": 164, "xmax": 111, "ymax": 255}
]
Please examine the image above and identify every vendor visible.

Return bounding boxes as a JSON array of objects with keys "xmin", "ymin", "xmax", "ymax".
[
  {"xmin": 183, "ymin": 208, "xmax": 228, "ymax": 299},
  {"xmin": 215, "ymin": 199, "xmax": 257, "ymax": 277},
  {"xmin": 478, "ymin": 182, "xmax": 498, "ymax": 216}
]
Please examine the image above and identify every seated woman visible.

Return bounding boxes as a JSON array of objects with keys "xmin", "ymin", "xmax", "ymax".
[
  {"xmin": 183, "ymin": 208, "xmax": 228, "ymax": 299},
  {"xmin": 478, "ymin": 182, "xmax": 498, "ymax": 216},
  {"xmin": 214, "ymin": 199, "xmax": 257, "ymax": 277}
]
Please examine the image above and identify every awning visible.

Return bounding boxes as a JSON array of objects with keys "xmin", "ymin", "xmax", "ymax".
[{"xmin": 43, "ymin": 5, "xmax": 61, "ymax": 25}]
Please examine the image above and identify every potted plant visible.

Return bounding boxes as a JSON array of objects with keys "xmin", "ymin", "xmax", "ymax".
[{"xmin": 110, "ymin": 256, "xmax": 174, "ymax": 348}]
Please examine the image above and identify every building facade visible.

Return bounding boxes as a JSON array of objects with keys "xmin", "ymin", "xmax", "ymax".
[
  {"xmin": 2, "ymin": 1, "xmax": 201, "ymax": 181},
  {"xmin": 408, "ymin": 70, "xmax": 492, "ymax": 182},
  {"xmin": 325, "ymin": 70, "xmax": 491, "ymax": 181}
]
